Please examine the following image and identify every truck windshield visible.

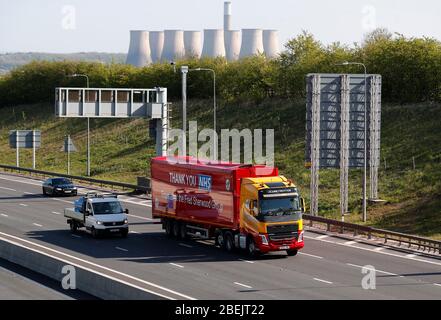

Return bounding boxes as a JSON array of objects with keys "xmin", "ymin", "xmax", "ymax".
[
  {"xmin": 92, "ymin": 202, "xmax": 123, "ymax": 215},
  {"xmin": 260, "ymin": 197, "xmax": 300, "ymax": 216}
]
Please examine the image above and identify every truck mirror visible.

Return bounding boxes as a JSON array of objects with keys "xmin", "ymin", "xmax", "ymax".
[{"xmin": 300, "ymin": 198, "xmax": 306, "ymax": 213}]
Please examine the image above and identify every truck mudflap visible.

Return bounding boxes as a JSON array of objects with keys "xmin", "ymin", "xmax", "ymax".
[{"xmin": 255, "ymin": 231, "xmax": 304, "ymax": 253}]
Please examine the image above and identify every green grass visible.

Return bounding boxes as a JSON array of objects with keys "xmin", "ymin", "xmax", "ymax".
[{"xmin": 1, "ymin": 100, "xmax": 440, "ymax": 239}]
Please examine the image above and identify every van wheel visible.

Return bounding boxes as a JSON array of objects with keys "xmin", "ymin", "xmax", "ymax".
[
  {"xmin": 172, "ymin": 221, "xmax": 181, "ymax": 238},
  {"xmin": 286, "ymin": 249, "xmax": 298, "ymax": 257},
  {"xmin": 165, "ymin": 220, "xmax": 173, "ymax": 237},
  {"xmin": 91, "ymin": 227, "xmax": 99, "ymax": 239},
  {"xmin": 179, "ymin": 223, "xmax": 188, "ymax": 240},
  {"xmin": 70, "ymin": 221, "xmax": 77, "ymax": 233},
  {"xmin": 224, "ymin": 232, "xmax": 234, "ymax": 253},
  {"xmin": 215, "ymin": 231, "xmax": 225, "ymax": 248}
]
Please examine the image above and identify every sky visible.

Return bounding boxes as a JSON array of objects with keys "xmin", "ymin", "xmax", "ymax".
[{"xmin": 0, "ymin": 0, "xmax": 440, "ymax": 53}]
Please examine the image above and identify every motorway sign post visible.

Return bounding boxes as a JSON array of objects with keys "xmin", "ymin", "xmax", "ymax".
[
  {"xmin": 305, "ymin": 74, "xmax": 382, "ymax": 220},
  {"xmin": 9, "ymin": 130, "xmax": 41, "ymax": 169},
  {"xmin": 62, "ymin": 135, "xmax": 77, "ymax": 175}
]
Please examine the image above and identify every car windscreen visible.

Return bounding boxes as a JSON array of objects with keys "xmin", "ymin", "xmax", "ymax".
[
  {"xmin": 52, "ymin": 178, "xmax": 72, "ymax": 185},
  {"xmin": 92, "ymin": 201, "xmax": 123, "ymax": 215}
]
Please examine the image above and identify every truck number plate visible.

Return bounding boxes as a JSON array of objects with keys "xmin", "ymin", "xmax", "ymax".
[{"xmin": 279, "ymin": 246, "xmax": 290, "ymax": 250}]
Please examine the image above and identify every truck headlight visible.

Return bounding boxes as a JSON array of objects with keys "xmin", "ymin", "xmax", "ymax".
[
  {"xmin": 123, "ymin": 219, "xmax": 128, "ymax": 224},
  {"xmin": 96, "ymin": 221, "xmax": 103, "ymax": 225},
  {"xmin": 260, "ymin": 234, "xmax": 269, "ymax": 245}
]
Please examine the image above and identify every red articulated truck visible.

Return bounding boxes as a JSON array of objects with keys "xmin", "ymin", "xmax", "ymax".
[{"xmin": 151, "ymin": 156, "xmax": 305, "ymax": 256}]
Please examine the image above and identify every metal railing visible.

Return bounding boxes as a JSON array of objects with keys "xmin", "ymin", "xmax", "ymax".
[
  {"xmin": 303, "ymin": 214, "xmax": 441, "ymax": 255},
  {"xmin": 0, "ymin": 164, "xmax": 151, "ymax": 193}
]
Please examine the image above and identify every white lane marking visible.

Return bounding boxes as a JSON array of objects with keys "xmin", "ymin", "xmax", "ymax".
[
  {"xmin": 19, "ymin": 203, "xmax": 28, "ymax": 207},
  {"xmin": 1, "ymin": 214, "xmax": 9, "ymax": 217},
  {"xmin": 71, "ymin": 235, "xmax": 81, "ymax": 238},
  {"xmin": 130, "ymin": 214, "xmax": 155, "ymax": 221},
  {"xmin": 115, "ymin": 247, "xmax": 129, "ymax": 252},
  {"xmin": 0, "ymin": 232, "xmax": 195, "ymax": 300},
  {"xmin": 32, "ymin": 223, "xmax": 43, "ymax": 227},
  {"xmin": 344, "ymin": 241, "xmax": 357, "ymax": 245},
  {"xmin": 129, "ymin": 231, "xmax": 139, "ymax": 234},
  {"xmin": 0, "ymin": 186, "xmax": 16, "ymax": 191},
  {"xmin": 238, "ymin": 259, "xmax": 255, "ymax": 264},
  {"xmin": 24, "ymin": 192, "xmax": 36, "ymax": 195},
  {"xmin": 299, "ymin": 252, "xmax": 323, "ymax": 259},
  {"xmin": 0, "ymin": 176, "xmax": 42, "ymax": 186},
  {"xmin": 179, "ymin": 243, "xmax": 193, "ymax": 248},
  {"xmin": 51, "ymin": 198, "xmax": 73, "ymax": 204},
  {"xmin": 346, "ymin": 263, "xmax": 402, "ymax": 277},
  {"xmin": 313, "ymin": 278, "xmax": 333, "ymax": 285},
  {"xmin": 434, "ymin": 283, "xmax": 441, "ymax": 287},
  {"xmin": 169, "ymin": 263, "xmax": 184, "ymax": 268},
  {"xmin": 316, "ymin": 235, "xmax": 328, "ymax": 239},
  {"xmin": 234, "ymin": 282, "xmax": 253, "ymax": 289},
  {"xmin": 406, "ymin": 254, "xmax": 416, "ymax": 258},
  {"xmin": 52, "ymin": 211, "xmax": 62, "ymax": 215},
  {"xmin": 305, "ymin": 234, "xmax": 441, "ymax": 267}
]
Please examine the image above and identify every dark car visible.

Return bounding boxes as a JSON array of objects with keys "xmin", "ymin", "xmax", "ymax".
[{"xmin": 42, "ymin": 178, "xmax": 78, "ymax": 196}]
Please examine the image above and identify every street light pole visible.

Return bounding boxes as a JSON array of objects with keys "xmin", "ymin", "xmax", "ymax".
[
  {"xmin": 193, "ymin": 68, "xmax": 217, "ymax": 160},
  {"xmin": 67, "ymin": 73, "xmax": 90, "ymax": 176},
  {"xmin": 336, "ymin": 61, "xmax": 368, "ymax": 222}
]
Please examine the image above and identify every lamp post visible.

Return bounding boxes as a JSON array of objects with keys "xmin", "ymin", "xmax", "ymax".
[
  {"xmin": 192, "ymin": 68, "xmax": 217, "ymax": 160},
  {"xmin": 67, "ymin": 73, "xmax": 91, "ymax": 176},
  {"xmin": 336, "ymin": 61, "xmax": 368, "ymax": 222}
]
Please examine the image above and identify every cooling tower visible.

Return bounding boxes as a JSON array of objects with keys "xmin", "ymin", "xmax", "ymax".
[
  {"xmin": 263, "ymin": 30, "xmax": 280, "ymax": 59},
  {"xmin": 161, "ymin": 30, "xmax": 186, "ymax": 62},
  {"xmin": 225, "ymin": 30, "xmax": 241, "ymax": 61},
  {"xmin": 184, "ymin": 31, "xmax": 202, "ymax": 58},
  {"xmin": 126, "ymin": 30, "xmax": 152, "ymax": 67},
  {"xmin": 201, "ymin": 29, "xmax": 226, "ymax": 58},
  {"xmin": 224, "ymin": 1, "xmax": 232, "ymax": 31},
  {"xmin": 149, "ymin": 31, "xmax": 164, "ymax": 63},
  {"xmin": 239, "ymin": 29, "xmax": 264, "ymax": 59}
]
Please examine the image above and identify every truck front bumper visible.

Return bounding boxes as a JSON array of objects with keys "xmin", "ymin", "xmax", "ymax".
[{"xmin": 256, "ymin": 231, "xmax": 304, "ymax": 253}]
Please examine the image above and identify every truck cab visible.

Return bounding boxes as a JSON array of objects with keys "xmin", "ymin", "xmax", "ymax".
[
  {"xmin": 239, "ymin": 176, "xmax": 305, "ymax": 256},
  {"xmin": 64, "ymin": 192, "xmax": 130, "ymax": 238}
]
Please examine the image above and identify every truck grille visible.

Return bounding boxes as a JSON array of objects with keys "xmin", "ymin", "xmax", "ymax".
[
  {"xmin": 103, "ymin": 221, "xmax": 125, "ymax": 227},
  {"xmin": 267, "ymin": 224, "xmax": 298, "ymax": 242}
]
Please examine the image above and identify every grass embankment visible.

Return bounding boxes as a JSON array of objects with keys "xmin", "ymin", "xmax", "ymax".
[{"xmin": 0, "ymin": 100, "xmax": 440, "ymax": 238}]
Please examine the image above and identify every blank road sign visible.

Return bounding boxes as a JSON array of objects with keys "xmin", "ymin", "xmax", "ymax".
[{"xmin": 9, "ymin": 130, "xmax": 41, "ymax": 149}]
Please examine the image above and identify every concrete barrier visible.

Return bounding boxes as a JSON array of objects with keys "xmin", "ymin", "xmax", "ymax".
[{"xmin": 0, "ymin": 237, "xmax": 165, "ymax": 300}]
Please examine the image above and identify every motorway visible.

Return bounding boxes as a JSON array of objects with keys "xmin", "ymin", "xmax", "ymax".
[{"xmin": 0, "ymin": 172, "xmax": 440, "ymax": 300}]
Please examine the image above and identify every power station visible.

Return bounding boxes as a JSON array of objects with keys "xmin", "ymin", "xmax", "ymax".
[{"xmin": 126, "ymin": 1, "xmax": 280, "ymax": 66}]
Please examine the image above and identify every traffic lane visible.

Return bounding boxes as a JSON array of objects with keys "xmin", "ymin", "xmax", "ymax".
[
  {"xmin": 0, "ymin": 258, "xmax": 97, "ymax": 300},
  {"xmin": 0, "ymin": 173, "xmax": 154, "ymax": 221},
  {"xmin": 301, "ymin": 233, "xmax": 441, "ymax": 294}
]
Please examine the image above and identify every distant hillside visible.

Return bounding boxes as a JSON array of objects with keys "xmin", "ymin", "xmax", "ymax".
[{"xmin": 0, "ymin": 52, "xmax": 127, "ymax": 74}]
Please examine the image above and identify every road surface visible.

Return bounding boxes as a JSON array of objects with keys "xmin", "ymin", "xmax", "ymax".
[{"xmin": 0, "ymin": 172, "xmax": 440, "ymax": 300}]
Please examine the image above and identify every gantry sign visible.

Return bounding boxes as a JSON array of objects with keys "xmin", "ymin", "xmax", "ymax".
[
  {"xmin": 305, "ymin": 74, "xmax": 382, "ymax": 217},
  {"xmin": 54, "ymin": 87, "xmax": 169, "ymax": 156}
]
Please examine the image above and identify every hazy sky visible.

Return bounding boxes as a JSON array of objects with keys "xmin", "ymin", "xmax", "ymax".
[{"xmin": 0, "ymin": 0, "xmax": 440, "ymax": 53}]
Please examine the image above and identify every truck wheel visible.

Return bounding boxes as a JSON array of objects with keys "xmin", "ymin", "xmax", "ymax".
[
  {"xmin": 215, "ymin": 231, "xmax": 225, "ymax": 248},
  {"xmin": 172, "ymin": 221, "xmax": 181, "ymax": 238},
  {"xmin": 247, "ymin": 237, "xmax": 259, "ymax": 257},
  {"xmin": 224, "ymin": 232, "xmax": 235, "ymax": 253},
  {"xmin": 179, "ymin": 223, "xmax": 188, "ymax": 240},
  {"xmin": 165, "ymin": 220, "xmax": 173, "ymax": 237},
  {"xmin": 70, "ymin": 221, "xmax": 77, "ymax": 233},
  {"xmin": 286, "ymin": 249, "xmax": 298, "ymax": 257}
]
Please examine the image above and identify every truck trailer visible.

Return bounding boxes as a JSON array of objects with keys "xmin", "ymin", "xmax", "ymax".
[{"xmin": 151, "ymin": 156, "xmax": 305, "ymax": 256}]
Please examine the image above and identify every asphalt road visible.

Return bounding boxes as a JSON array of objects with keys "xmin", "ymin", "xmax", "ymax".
[{"xmin": 0, "ymin": 172, "xmax": 440, "ymax": 300}]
